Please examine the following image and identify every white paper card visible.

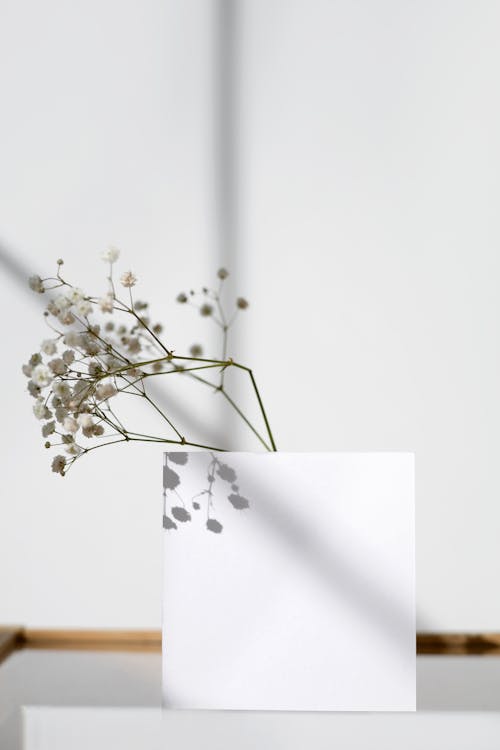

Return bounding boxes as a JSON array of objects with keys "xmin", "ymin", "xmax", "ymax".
[{"xmin": 162, "ymin": 452, "xmax": 415, "ymax": 711}]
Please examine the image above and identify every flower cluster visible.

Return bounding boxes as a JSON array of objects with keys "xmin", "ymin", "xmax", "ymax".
[{"xmin": 24, "ymin": 250, "xmax": 272, "ymax": 478}]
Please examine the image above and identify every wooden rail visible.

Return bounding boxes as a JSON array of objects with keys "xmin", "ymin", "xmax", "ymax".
[
  {"xmin": 417, "ymin": 632, "xmax": 500, "ymax": 655},
  {"xmin": 1, "ymin": 628, "xmax": 500, "ymax": 667}
]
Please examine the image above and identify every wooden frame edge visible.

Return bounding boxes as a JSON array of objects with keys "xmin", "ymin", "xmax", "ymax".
[
  {"xmin": 22, "ymin": 628, "xmax": 162, "ymax": 652},
  {"xmin": 417, "ymin": 632, "xmax": 500, "ymax": 655},
  {"xmin": 0, "ymin": 628, "xmax": 161, "ymax": 665},
  {"xmin": 0, "ymin": 628, "xmax": 24, "ymax": 666},
  {"xmin": 2, "ymin": 629, "xmax": 500, "ymax": 667}
]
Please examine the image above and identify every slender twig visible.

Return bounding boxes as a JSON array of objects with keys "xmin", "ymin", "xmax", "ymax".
[
  {"xmin": 29, "ymin": 262, "xmax": 278, "ymax": 477},
  {"xmin": 219, "ymin": 389, "xmax": 271, "ymax": 451}
]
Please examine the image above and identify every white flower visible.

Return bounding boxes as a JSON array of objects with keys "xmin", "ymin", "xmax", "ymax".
[
  {"xmin": 63, "ymin": 331, "xmax": 80, "ymax": 348},
  {"xmin": 29, "ymin": 275, "xmax": 45, "ymax": 293},
  {"xmin": 75, "ymin": 299, "xmax": 92, "ymax": 317},
  {"xmin": 99, "ymin": 294, "xmax": 114, "ymax": 313},
  {"xmin": 27, "ymin": 380, "xmax": 40, "ymax": 397},
  {"xmin": 48, "ymin": 358, "xmax": 66, "ymax": 376},
  {"xmin": 63, "ymin": 416, "xmax": 79, "ymax": 433},
  {"xmin": 54, "ymin": 294, "xmax": 72, "ymax": 311},
  {"xmin": 96, "ymin": 382, "xmax": 117, "ymax": 400},
  {"xmin": 66, "ymin": 287, "xmax": 85, "ymax": 304},
  {"xmin": 32, "ymin": 364, "xmax": 53, "ymax": 388},
  {"xmin": 65, "ymin": 443, "xmax": 82, "ymax": 456},
  {"xmin": 42, "ymin": 420, "xmax": 56, "ymax": 437},
  {"xmin": 53, "ymin": 382, "xmax": 71, "ymax": 400},
  {"xmin": 55, "ymin": 406, "xmax": 69, "ymax": 423},
  {"xmin": 33, "ymin": 399, "xmax": 47, "ymax": 420},
  {"xmin": 101, "ymin": 245, "xmax": 120, "ymax": 263},
  {"xmin": 41, "ymin": 339, "xmax": 57, "ymax": 356},
  {"xmin": 51, "ymin": 455, "xmax": 66, "ymax": 475},
  {"xmin": 77, "ymin": 413, "xmax": 94, "ymax": 429},
  {"xmin": 120, "ymin": 271, "xmax": 137, "ymax": 288},
  {"xmin": 58, "ymin": 310, "xmax": 75, "ymax": 326}
]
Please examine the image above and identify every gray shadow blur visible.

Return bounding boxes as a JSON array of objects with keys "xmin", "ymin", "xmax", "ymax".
[
  {"xmin": 0, "ymin": 240, "xmax": 227, "ymax": 447},
  {"xmin": 239, "ymin": 468, "xmax": 416, "ymax": 658},
  {"xmin": 214, "ymin": 1, "xmax": 248, "ymax": 449},
  {"xmin": 163, "ymin": 448, "xmax": 429, "ymax": 650},
  {"xmin": 214, "ymin": 0, "xmax": 239, "ymax": 274},
  {"xmin": 210, "ymin": 3, "xmax": 431, "ymax": 637}
]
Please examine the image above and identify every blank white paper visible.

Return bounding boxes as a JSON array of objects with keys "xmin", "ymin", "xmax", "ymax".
[{"xmin": 162, "ymin": 452, "xmax": 415, "ymax": 711}]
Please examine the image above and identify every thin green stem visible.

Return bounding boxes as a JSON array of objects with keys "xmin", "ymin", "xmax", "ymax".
[
  {"xmin": 142, "ymin": 391, "xmax": 183, "ymax": 440},
  {"xmin": 126, "ymin": 436, "xmax": 228, "ymax": 451},
  {"xmin": 219, "ymin": 389, "xmax": 271, "ymax": 451},
  {"xmin": 129, "ymin": 308, "xmax": 171, "ymax": 356},
  {"xmin": 233, "ymin": 364, "xmax": 277, "ymax": 451}
]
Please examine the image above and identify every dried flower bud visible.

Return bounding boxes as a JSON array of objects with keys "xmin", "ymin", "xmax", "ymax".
[
  {"xmin": 236, "ymin": 297, "xmax": 249, "ymax": 310},
  {"xmin": 189, "ymin": 344, "xmax": 203, "ymax": 357},
  {"xmin": 57, "ymin": 258, "xmax": 64, "ymax": 265},
  {"xmin": 217, "ymin": 268, "xmax": 229, "ymax": 280},
  {"xmin": 176, "ymin": 292, "xmax": 188, "ymax": 303},
  {"xmin": 128, "ymin": 337, "xmax": 141, "ymax": 354},
  {"xmin": 200, "ymin": 303, "xmax": 213, "ymax": 317}
]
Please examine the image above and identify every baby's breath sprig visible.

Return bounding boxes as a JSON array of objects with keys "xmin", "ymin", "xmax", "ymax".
[{"xmin": 24, "ymin": 251, "xmax": 276, "ymax": 476}]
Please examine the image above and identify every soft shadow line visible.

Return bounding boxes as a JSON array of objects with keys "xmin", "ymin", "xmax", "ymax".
[{"xmin": 244, "ymin": 470, "xmax": 417, "ymax": 658}]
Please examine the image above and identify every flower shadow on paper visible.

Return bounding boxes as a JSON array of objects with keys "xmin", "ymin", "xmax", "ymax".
[{"xmin": 162, "ymin": 452, "xmax": 250, "ymax": 534}]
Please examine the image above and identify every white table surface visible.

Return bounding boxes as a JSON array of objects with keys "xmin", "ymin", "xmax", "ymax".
[{"xmin": 1, "ymin": 650, "xmax": 500, "ymax": 749}]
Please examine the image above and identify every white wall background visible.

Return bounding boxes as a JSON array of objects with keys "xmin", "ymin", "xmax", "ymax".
[{"xmin": 1, "ymin": 0, "xmax": 499, "ymax": 630}]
